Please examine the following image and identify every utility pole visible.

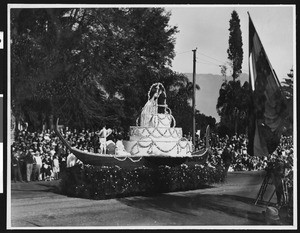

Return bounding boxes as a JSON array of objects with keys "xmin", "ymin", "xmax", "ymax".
[{"xmin": 192, "ymin": 48, "xmax": 197, "ymax": 149}]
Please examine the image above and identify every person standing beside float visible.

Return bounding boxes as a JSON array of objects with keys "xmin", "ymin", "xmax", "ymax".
[{"xmin": 98, "ymin": 125, "xmax": 112, "ymax": 154}]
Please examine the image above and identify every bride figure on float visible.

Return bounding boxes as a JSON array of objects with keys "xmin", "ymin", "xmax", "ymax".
[
  {"xmin": 115, "ymin": 85, "xmax": 164, "ymax": 156},
  {"xmin": 140, "ymin": 83, "xmax": 165, "ymax": 127}
]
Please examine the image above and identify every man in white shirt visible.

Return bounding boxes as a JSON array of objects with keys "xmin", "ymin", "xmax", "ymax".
[
  {"xmin": 33, "ymin": 151, "xmax": 43, "ymax": 181},
  {"xmin": 99, "ymin": 125, "xmax": 108, "ymax": 154}
]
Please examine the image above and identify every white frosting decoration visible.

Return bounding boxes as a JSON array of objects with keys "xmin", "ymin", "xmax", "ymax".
[
  {"xmin": 129, "ymin": 126, "xmax": 182, "ymax": 141},
  {"xmin": 125, "ymin": 83, "xmax": 192, "ymax": 157}
]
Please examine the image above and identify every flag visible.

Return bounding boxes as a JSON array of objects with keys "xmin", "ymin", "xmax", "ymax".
[{"xmin": 247, "ymin": 14, "xmax": 287, "ymax": 157}]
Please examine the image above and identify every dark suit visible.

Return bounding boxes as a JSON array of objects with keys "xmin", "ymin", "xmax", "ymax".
[
  {"xmin": 221, "ymin": 147, "xmax": 233, "ymax": 176},
  {"xmin": 12, "ymin": 154, "xmax": 23, "ymax": 182},
  {"xmin": 25, "ymin": 152, "xmax": 34, "ymax": 182}
]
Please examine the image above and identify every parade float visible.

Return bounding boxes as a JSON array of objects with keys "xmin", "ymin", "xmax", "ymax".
[{"xmin": 55, "ymin": 83, "xmax": 211, "ymax": 169}]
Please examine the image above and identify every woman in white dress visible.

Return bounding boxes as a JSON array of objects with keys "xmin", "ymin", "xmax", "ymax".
[{"xmin": 140, "ymin": 87, "xmax": 162, "ymax": 127}]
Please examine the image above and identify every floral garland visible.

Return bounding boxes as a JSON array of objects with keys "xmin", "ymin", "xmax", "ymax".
[
  {"xmin": 113, "ymin": 155, "xmax": 127, "ymax": 161},
  {"xmin": 112, "ymin": 154, "xmax": 143, "ymax": 163},
  {"xmin": 128, "ymin": 156, "xmax": 143, "ymax": 162},
  {"xmin": 130, "ymin": 126, "xmax": 182, "ymax": 139},
  {"xmin": 151, "ymin": 114, "xmax": 175, "ymax": 128},
  {"xmin": 129, "ymin": 136, "xmax": 192, "ymax": 155},
  {"xmin": 155, "ymin": 126, "xmax": 180, "ymax": 138}
]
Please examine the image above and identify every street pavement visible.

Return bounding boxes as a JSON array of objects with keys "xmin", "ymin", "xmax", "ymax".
[{"xmin": 8, "ymin": 170, "xmax": 295, "ymax": 229}]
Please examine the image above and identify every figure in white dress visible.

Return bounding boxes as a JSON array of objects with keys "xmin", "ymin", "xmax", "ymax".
[
  {"xmin": 115, "ymin": 135, "xmax": 131, "ymax": 156},
  {"xmin": 140, "ymin": 86, "xmax": 162, "ymax": 127},
  {"xmin": 66, "ymin": 152, "xmax": 77, "ymax": 168}
]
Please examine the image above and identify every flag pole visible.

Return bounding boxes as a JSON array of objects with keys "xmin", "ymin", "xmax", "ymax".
[{"xmin": 192, "ymin": 48, "xmax": 197, "ymax": 149}]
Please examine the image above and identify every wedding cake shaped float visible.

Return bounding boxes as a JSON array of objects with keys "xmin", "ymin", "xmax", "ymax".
[
  {"xmin": 55, "ymin": 82, "xmax": 211, "ymax": 167},
  {"xmin": 123, "ymin": 83, "xmax": 193, "ymax": 157}
]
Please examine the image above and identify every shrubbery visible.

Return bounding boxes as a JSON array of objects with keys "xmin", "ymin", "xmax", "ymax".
[{"xmin": 59, "ymin": 163, "xmax": 225, "ymax": 200}]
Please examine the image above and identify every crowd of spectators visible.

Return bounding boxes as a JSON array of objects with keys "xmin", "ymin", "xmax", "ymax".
[
  {"xmin": 10, "ymin": 126, "xmax": 127, "ymax": 182},
  {"xmin": 11, "ymin": 129, "xmax": 66, "ymax": 182},
  {"xmin": 11, "ymin": 126, "xmax": 294, "ymax": 185},
  {"xmin": 195, "ymin": 133, "xmax": 294, "ymax": 208},
  {"xmin": 195, "ymin": 133, "xmax": 293, "ymax": 174}
]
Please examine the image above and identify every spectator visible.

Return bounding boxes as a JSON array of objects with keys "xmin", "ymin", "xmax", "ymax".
[
  {"xmin": 42, "ymin": 154, "xmax": 53, "ymax": 181},
  {"xmin": 59, "ymin": 146, "xmax": 67, "ymax": 175},
  {"xmin": 271, "ymin": 160, "xmax": 286, "ymax": 206},
  {"xmin": 25, "ymin": 149, "xmax": 35, "ymax": 182},
  {"xmin": 33, "ymin": 151, "xmax": 42, "ymax": 181},
  {"xmin": 221, "ymin": 145, "xmax": 233, "ymax": 177},
  {"xmin": 12, "ymin": 149, "xmax": 23, "ymax": 183},
  {"xmin": 99, "ymin": 125, "xmax": 108, "ymax": 154},
  {"xmin": 92, "ymin": 132, "xmax": 99, "ymax": 153},
  {"xmin": 107, "ymin": 128, "xmax": 117, "ymax": 143},
  {"xmin": 19, "ymin": 147, "xmax": 27, "ymax": 181},
  {"xmin": 52, "ymin": 155, "xmax": 60, "ymax": 180}
]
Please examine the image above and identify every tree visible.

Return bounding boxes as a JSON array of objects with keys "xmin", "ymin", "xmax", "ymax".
[
  {"xmin": 216, "ymin": 80, "xmax": 250, "ymax": 136},
  {"xmin": 11, "ymin": 8, "xmax": 111, "ymax": 130},
  {"xmin": 11, "ymin": 8, "xmax": 180, "ymax": 131},
  {"xmin": 195, "ymin": 111, "xmax": 216, "ymax": 136},
  {"xmin": 227, "ymin": 10, "xmax": 243, "ymax": 82},
  {"xmin": 282, "ymin": 68, "xmax": 293, "ymax": 100},
  {"xmin": 160, "ymin": 69, "xmax": 200, "ymax": 135},
  {"xmin": 217, "ymin": 10, "xmax": 245, "ymax": 135},
  {"xmin": 219, "ymin": 64, "xmax": 228, "ymax": 83},
  {"xmin": 281, "ymin": 68, "xmax": 293, "ymax": 135}
]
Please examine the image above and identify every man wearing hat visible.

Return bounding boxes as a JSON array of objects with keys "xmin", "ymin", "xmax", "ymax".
[
  {"xmin": 11, "ymin": 148, "xmax": 23, "ymax": 182},
  {"xmin": 24, "ymin": 148, "xmax": 35, "ymax": 182},
  {"xmin": 19, "ymin": 147, "xmax": 28, "ymax": 180},
  {"xmin": 271, "ymin": 159, "xmax": 286, "ymax": 206}
]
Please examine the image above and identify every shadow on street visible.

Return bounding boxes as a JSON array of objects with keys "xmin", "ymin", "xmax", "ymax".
[{"xmin": 118, "ymin": 192, "xmax": 265, "ymax": 225}]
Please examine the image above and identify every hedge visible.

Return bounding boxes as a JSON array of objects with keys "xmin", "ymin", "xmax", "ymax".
[{"xmin": 59, "ymin": 163, "xmax": 225, "ymax": 200}]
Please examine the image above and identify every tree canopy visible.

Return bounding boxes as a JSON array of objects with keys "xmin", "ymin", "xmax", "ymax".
[
  {"xmin": 216, "ymin": 10, "xmax": 247, "ymax": 136},
  {"xmin": 11, "ymin": 7, "xmax": 209, "ymax": 133},
  {"xmin": 216, "ymin": 80, "xmax": 250, "ymax": 136},
  {"xmin": 227, "ymin": 10, "xmax": 243, "ymax": 81},
  {"xmin": 281, "ymin": 68, "xmax": 293, "ymax": 135}
]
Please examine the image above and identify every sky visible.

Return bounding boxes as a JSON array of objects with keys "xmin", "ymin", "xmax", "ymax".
[{"xmin": 165, "ymin": 5, "xmax": 295, "ymax": 82}]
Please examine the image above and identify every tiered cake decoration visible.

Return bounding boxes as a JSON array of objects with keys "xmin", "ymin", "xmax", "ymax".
[{"xmin": 123, "ymin": 83, "xmax": 192, "ymax": 157}]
